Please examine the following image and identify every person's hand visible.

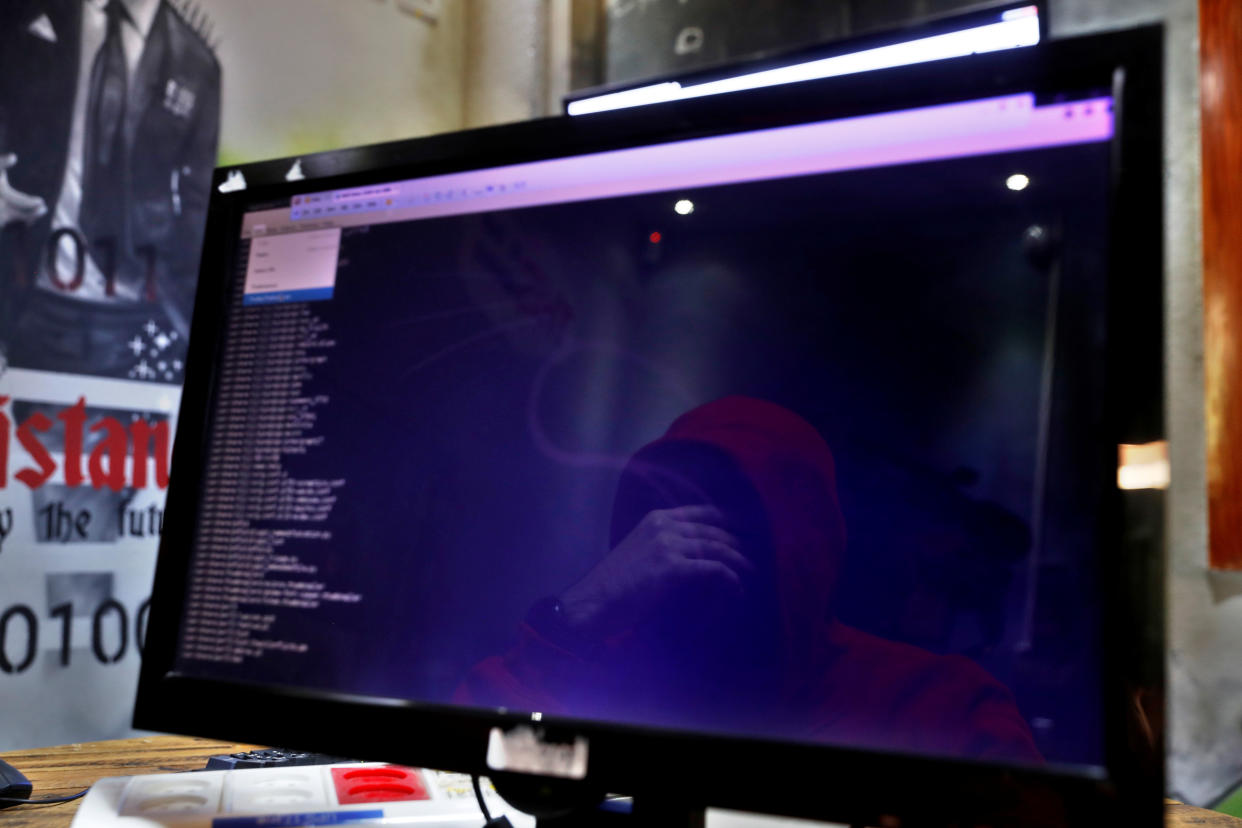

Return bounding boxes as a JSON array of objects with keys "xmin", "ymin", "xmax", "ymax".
[
  {"xmin": 0, "ymin": 154, "xmax": 48, "ymax": 227},
  {"xmin": 559, "ymin": 505, "xmax": 753, "ymax": 642}
]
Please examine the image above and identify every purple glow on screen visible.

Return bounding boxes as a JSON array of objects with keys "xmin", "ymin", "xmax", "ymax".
[
  {"xmin": 195, "ymin": 85, "xmax": 1121, "ymax": 768},
  {"xmin": 253, "ymin": 94, "xmax": 1114, "ymax": 237}
]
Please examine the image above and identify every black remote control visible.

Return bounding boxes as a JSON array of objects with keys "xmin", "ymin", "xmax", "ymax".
[{"xmin": 204, "ymin": 748, "xmax": 361, "ymax": 770}]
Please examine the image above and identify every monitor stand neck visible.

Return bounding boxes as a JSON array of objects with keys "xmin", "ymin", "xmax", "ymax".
[{"xmin": 490, "ymin": 771, "xmax": 704, "ymax": 827}]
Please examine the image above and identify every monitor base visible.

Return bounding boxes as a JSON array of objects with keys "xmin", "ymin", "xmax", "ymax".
[{"xmin": 491, "ymin": 772, "xmax": 704, "ymax": 827}]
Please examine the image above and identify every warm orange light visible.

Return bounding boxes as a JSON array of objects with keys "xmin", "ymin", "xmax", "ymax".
[{"xmin": 1118, "ymin": 441, "xmax": 1170, "ymax": 490}]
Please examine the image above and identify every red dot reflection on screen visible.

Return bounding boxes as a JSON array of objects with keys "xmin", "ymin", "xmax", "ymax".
[{"xmin": 649, "ymin": 231, "xmax": 662, "ymax": 244}]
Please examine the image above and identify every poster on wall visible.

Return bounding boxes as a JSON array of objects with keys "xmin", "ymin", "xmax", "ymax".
[
  {"xmin": 0, "ymin": 0, "xmax": 219, "ymax": 749},
  {"xmin": 0, "ymin": 0, "xmax": 462, "ymax": 750}
]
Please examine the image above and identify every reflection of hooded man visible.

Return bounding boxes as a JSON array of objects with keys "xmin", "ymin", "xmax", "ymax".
[{"xmin": 457, "ymin": 396, "xmax": 1040, "ymax": 762}]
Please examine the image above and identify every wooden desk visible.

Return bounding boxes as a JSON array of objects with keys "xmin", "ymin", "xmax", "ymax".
[
  {"xmin": 2, "ymin": 736, "xmax": 1240, "ymax": 828},
  {"xmin": 0, "ymin": 736, "xmax": 259, "ymax": 828}
]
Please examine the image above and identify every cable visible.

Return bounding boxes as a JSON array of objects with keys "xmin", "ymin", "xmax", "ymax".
[
  {"xmin": 471, "ymin": 775, "xmax": 512, "ymax": 828},
  {"xmin": 0, "ymin": 787, "xmax": 89, "ymax": 806},
  {"xmin": 472, "ymin": 774, "xmax": 493, "ymax": 822}
]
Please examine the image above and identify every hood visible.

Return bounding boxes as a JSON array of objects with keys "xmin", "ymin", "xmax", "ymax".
[{"xmin": 609, "ymin": 396, "xmax": 847, "ymax": 683}]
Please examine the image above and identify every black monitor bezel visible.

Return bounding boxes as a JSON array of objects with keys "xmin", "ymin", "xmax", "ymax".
[{"xmin": 135, "ymin": 26, "xmax": 1164, "ymax": 827}]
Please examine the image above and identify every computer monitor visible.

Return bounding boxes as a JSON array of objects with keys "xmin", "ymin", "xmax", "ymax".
[{"xmin": 135, "ymin": 26, "xmax": 1164, "ymax": 827}]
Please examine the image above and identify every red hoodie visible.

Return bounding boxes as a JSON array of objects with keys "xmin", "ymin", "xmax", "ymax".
[{"xmin": 456, "ymin": 396, "xmax": 1041, "ymax": 763}]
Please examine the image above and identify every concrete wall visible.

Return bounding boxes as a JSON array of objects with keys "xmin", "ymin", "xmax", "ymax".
[
  {"xmin": 211, "ymin": 0, "xmax": 467, "ymax": 164},
  {"xmin": 462, "ymin": 0, "xmax": 553, "ymax": 128}
]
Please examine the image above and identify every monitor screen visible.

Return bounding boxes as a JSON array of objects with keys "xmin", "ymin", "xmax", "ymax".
[{"xmin": 171, "ymin": 90, "xmax": 1117, "ymax": 772}]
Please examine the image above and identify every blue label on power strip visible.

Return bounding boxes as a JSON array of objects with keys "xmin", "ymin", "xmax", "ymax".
[{"xmin": 214, "ymin": 811, "xmax": 384, "ymax": 827}]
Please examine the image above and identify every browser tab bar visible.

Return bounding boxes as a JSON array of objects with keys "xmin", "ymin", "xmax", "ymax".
[{"xmin": 248, "ymin": 93, "xmax": 1112, "ymax": 240}]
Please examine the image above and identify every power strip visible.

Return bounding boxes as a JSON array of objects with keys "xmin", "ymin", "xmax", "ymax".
[{"xmin": 70, "ymin": 763, "xmax": 534, "ymax": 828}]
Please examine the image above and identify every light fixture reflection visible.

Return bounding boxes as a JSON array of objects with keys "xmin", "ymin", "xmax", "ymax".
[
  {"xmin": 1006, "ymin": 173, "xmax": 1030, "ymax": 191},
  {"xmin": 674, "ymin": 199, "xmax": 695, "ymax": 215}
]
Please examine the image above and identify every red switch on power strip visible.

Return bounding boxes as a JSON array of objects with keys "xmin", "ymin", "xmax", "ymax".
[{"xmin": 331, "ymin": 766, "xmax": 430, "ymax": 804}]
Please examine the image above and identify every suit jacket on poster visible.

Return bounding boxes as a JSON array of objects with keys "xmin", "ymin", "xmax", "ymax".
[{"xmin": 0, "ymin": 0, "xmax": 220, "ymax": 358}]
